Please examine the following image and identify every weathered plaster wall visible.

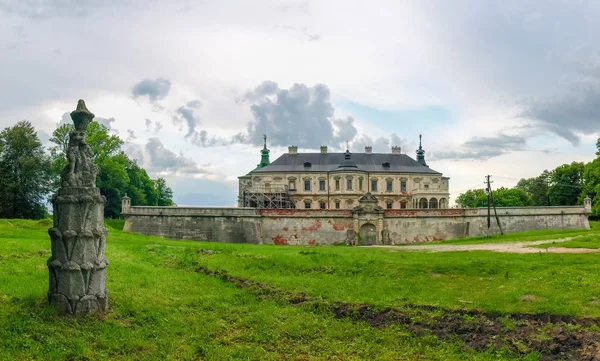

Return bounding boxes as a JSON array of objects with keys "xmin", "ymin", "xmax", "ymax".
[
  {"xmin": 383, "ymin": 207, "xmax": 590, "ymax": 244},
  {"xmin": 259, "ymin": 209, "xmax": 353, "ymax": 245},
  {"xmin": 123, "ymin": 207, "xmax": 262, "ymax": 243},
  {"xmin": 122, "ymin": 205, "xmax": 590, "ymax": 245}
]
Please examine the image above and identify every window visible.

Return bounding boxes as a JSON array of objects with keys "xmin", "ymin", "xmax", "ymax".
[
  {"xmin": 359, "ymin": 178, "xmax": 363, "ymax": 190},
  {"xmin": 289, "ymin": 181, "xmax": 296, "ymax": 190},
  {"xmin": 319, "ymin": 180, "xmax": 326, "ymax": 191},
  {"xmin": 304, "ymin": 201, "xmax": 311, "ymax": 209},
  {"xmin": 319, "ymin": 202, "xmax": 326, "ymax": 209},
  {"xmin": 424, "ymin": 184, "xmax": 429, "ymax": 189},
  {"xmin": 264, "ymin": 182, "xmax": 271, "ymax": 192},
  {"xmin": 401, "ymin": 181, "xmax": 406, "ymax": 192},
  {"xmin": 386, "ymin": 201, "xmax": 393, "ymax": 209},
  {"xmin": 401, "ymin": 201, "xmax": 407, "ymax": 209},
  {"xmin": 371, "ymin": 179, "xmax": 378, "ymax": 192},
  {"xmin": 335, "ymin": 201, "xmax": 340, "ymax": 209},
  {"xmin": 335, "ymin": 179, "xmax": 340, "ymax": 190},
  {"xmin": 304, "ymin": 180, "xmax": 311, "ymax": 191},
  {"xmin": 290, "ymin": 202, "xmax": 296, "ymax": 209},
  {"xmin": 386, "ymin": 180, "xmax": 393, "ymax": 192},
  {"xmin": 347, "ymin": 179, "xmax": 353, "ymax": 190}
]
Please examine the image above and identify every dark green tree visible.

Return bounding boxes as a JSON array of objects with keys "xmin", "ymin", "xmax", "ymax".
[
  {"xmin": 49, "ymin": 121, "xmax": 174, "ymax": 217},
  {"xmin": 0, "ymin": 121, "xmax": 53, "ymax": 219},
  {"xmin": 455, "ymin": 189, "xmax": 488, "ymax": 208},
  {"xmin": 581, "ymin": 138, "xmax": 600, "ymax": 215},
  {"xmin": 548, "ymin": 162, "xmax": 585, "ymax": 206},
  {"xmin": 456, "ymin": 187, "xmax": 532, "ymax": 208},
  {"xmin": 155, "ymin": 177, "xmax": 174, "ymax": 206},
  {"xmin": 492, "ymin": 187, "xmax": 533, "ymax": 207},
  {"xmin": 516, "ymin": 170, "xmax": 551, "ymax": 206},
  {"xmin": 125, "ymin": 159, "xmax": 158, "ymax": 206}
]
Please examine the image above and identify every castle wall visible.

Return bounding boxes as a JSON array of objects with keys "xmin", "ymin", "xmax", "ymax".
[
  {"xmin": 122, "ymin": 205, "xmax": 591, "ymax": 245},
  {"xmin": 383, "ymin": 207, "xmax": 590, "ymax": 244},
  {"xmin": 259, "ymin": 209, "xmax": 353, "ymax": 245}
]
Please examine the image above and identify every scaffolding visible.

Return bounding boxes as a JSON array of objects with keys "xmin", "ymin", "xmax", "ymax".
[{"xmin": 240, "ymin": 185, "xmax": 293, "ymax": 209}]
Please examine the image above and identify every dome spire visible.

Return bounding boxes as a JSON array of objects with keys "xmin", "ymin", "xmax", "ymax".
[
  {"xmin": 256, "ymin": 134, "xmax": 270, "ymax": 169},
  {"xmin": 416, "ymin": 133, "xmax": 428, "ymax": 167}
]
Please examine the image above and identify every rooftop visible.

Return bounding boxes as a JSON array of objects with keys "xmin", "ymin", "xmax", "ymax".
[{"xmin": 252, "ymin": 152, "xmax": 441, "ymax": 174}]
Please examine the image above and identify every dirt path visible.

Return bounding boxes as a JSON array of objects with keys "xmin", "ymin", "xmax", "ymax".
[{"xmin": 375, "ymin": 237, "xmax": 600, "ymax": 253}]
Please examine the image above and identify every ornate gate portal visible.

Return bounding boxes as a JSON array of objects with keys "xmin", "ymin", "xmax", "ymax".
[
  {"xmin": 352, "ymin": 193, "xmax": 385, "ymax": 245},
  {"xmin": 359, "ymin": 223, "xmax": 377, "ymax": 245}
]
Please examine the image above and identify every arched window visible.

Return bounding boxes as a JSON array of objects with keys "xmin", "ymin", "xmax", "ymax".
[
  {"xmin": 419, "ymin": 197, "xmax": 428, "ymax": 209},
  {"xmin": 439, "ymin": 198, "xmax": 447, "ymax": 209},
  {"xmin": 429, "ymin": 198, "xmax": 438, "ymax": 209},
  {"xmin": 386, "ymin": 200, "xmax": 393, "ymax": 209},
  {"xmin": 400, "ymin": 201, "xmax": 407, "ymax": 209}
]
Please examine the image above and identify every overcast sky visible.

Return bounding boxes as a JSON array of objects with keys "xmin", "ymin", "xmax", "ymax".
[{"xmin": 1, "ymin": 0, "xmax": 599, "ymax": 206}]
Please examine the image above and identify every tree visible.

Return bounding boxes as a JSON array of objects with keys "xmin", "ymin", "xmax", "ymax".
[
  {"xmin": 0, "ymin": 121, "xmax": 53, "ymax": 219},
  {"xmin": 548, "ymin": 162, "xmax": 584, "ymax": 206},
  {"xmin": 491, "ymin": 187, "xmax": 533, "ymax": 207},
  {"xmin": 456, "ymin": 187, "xmax": 532, "ymax": 208},
  {"xmin": 455, "ymin": 189, "xmax": 487, "ymax": 208},
  {"xmin": 582, "ymin": 138, "xmax": 600, "ymax": 216},
  {"xmin": 155, "ymin": 178, "xmax": 174, "ymax": 206},
  {"xmin": 125, "ymin": 159, "xmax": 158, "ymax": 207},
  {"xmin": 48, "ymin": 121, "xmax": 174, "ymax": 217},
  {"xmin": 516, "ymin": 170, "xmax": 551, "ymax": 206}
]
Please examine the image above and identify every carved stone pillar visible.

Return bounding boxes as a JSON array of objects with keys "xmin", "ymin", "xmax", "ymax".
[
  {"xmin": 376, "ymin": 215, "xmax": 384, "ymax": 245},
  {"xmin": 47, "ymin": 100, "xmax": 108, "ymax": 315}
]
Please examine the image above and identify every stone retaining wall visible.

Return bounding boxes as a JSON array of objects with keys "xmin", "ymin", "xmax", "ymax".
[{"xmin": 122, "ymin": 200, "xmax": 592, "ymax": 245}]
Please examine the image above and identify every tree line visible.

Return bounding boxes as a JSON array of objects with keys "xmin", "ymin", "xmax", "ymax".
[
  {"xmin": 0, "ymin": 120, "xmax": 174, "ymax": 219},
  {"xmin": 456, "ymin": 137, "xmax": 600, "ymax": 216}
]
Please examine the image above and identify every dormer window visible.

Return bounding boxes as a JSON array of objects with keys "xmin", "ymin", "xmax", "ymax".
[
  {"xmin": 303, "ymin": 162, "xmax": 312, "ymax": 168},
  {"xmin": 382, "ymin": 162, "xmax": 390, "ymax": 168}
]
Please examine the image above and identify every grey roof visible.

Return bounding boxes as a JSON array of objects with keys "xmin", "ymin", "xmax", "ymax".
[{"xmin": 252, "ymin": 152, "xmax": 442, "ymax": 174}]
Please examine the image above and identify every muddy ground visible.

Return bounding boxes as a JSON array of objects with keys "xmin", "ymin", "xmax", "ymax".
[{"xmin": 194, "ymin": 265, "xmax": 600, "ymax": 361}]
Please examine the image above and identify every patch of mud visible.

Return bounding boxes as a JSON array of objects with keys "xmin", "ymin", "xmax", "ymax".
[{"xmin": 195, "ymin": 265, "xmax": 600, "ymax": 360}]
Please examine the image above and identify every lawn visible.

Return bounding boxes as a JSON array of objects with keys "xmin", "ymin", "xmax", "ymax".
[
  {"xmin": 1, "ymin": 219, "xmax": 599, "ymax": 360},
  {"xmin": 420, "ymin": 220, "xmax": 600, "ymax": 246}
]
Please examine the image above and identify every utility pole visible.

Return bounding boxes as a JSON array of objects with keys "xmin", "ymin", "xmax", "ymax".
[
  {"xmin": 486, "ymin": 175, "xmax": 504, "ymax": 235},
  {"xmin": 485, "ymin": 175, "xmax": 491, "ymax": 230}
]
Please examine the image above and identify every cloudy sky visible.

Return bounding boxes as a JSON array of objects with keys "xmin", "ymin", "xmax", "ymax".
[{"xmin": 1, "ymin": 0, "xmax": 599, "ymax": 206}]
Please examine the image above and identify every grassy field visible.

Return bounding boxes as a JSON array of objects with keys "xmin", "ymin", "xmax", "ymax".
[
  {"xmin": 1, "ymin": 219, "xmax": 600, "ymax": 360},
  {"xmin": 417, "ymin": 220, "xmax": 600, "ymax": 246}
]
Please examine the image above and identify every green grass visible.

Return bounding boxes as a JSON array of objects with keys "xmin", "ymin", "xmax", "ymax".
[
  {"xmin": 533, "ymin": 233, "xmax": 600, "ymax": 249},
  {"xmin": 3, "ymin": 219, "xmax": 600, "ymax": 360},
  {"xmin": 0, "ymin": 219, "xmax": 522, "ymax": 360},
  {"xmin": 418, "ymin": 220, "xmax": 600, "ymax": 246}
]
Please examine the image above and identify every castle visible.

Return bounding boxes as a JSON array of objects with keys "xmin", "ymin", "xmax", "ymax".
[{"xmin": 238, "ymin": 135, "xmax": 450, "ymax": 210}]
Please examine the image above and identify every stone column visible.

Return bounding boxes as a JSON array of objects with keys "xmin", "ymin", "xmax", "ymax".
[
  {"xmin": 584, "ymin": 196, "xmax": 592, "ymax": 211},
  {"xmin": 47, "ymin": 100, "xmax": 108, "ymax": 315},
  {"xmin": 376, "ymin": 215, "xmax": 384, "ymax": 245}
]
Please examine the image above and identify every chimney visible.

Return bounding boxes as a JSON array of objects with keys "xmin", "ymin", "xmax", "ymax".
[
  {"xmin": 288, "ymin": 145, "xmax": 298, "ymax": 155},
  {"xmin": 320, "ymin": 145, "xmax": 327, "ymax": 154},
  {"xmin": 365, "ymin": 146, "xmax": 373, "ymax": 154},
  {"xmin": 391, "ymin": 146, "xmax": 401, "ymax": 155}
]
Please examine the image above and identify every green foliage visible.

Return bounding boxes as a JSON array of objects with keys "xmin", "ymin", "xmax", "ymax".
[
  {"xmin": 0, "ymin": 121, "xmax": 53, "ymax": 219},
  {"xmin": 455, "ymin": 187, "xmax": 532, "ymax": 208},
  {"xmin": 582, "ymin": 143, "xmax": 600, "ymax": 216},
  {"xmin": 516, "ymin": 170, "xmax": 550, "ymax": 206},
  {"xmin": 48, "ymin": 121, "xmax": 174, "ymax": 217},
  {"xmin": 455, "ymin": 189, "xmax": 487, "ymax": 208},
  {"xmin": 155, "ymin": 177, "xmax": 174, "ymax": 206},
  {"xmin": 548, "ymin": 161, "xmax": 584, "ymax": 206}
]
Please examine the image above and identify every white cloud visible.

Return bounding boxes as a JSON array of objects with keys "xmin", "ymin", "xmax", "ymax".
[{"xmin": 1, "ymin": 0, "xmax": 599, "ymax": 205}]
